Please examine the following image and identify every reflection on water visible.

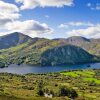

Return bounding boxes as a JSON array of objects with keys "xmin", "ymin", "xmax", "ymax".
[{"xmin": 0, "ymin": 63, "xmax": 100, "ymax": 74}]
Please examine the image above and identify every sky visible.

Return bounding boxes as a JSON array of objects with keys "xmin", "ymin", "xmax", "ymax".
[{"xmin": 0, "ymin": 0, "xmax": 100, "ymax": 39}]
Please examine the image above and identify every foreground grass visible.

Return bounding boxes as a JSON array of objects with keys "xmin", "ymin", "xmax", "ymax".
[{"xmin": 0, "ymin": 69, "xmax": 100, "ymax": 100}]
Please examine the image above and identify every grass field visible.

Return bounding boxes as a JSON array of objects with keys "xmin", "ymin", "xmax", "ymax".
[{"xmin": 0, "ymin": 69, "xmax": 100, "ymax": 100}]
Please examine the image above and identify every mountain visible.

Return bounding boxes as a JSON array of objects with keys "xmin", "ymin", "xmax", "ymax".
[
  {"xmin": 0, "ymin": 33, "xmax": 100, "ymax": 67},
  {"xmin": 0, "ymin": 43, "xmax": 96, "ymax": 67},
  {"xmin": 41, "ymin": 45, "xmax": 94, "ymax": 66},
  {"xmin": 66, "ymin": 36, "xmax": 90, "ymax": 42},
  {"xmin": 0, "ymin": 32, "xmax": 33, "ymax": 49},
  {"xmin": 55, "ymin": 36, "xmax": 100, "ymax": 56}
]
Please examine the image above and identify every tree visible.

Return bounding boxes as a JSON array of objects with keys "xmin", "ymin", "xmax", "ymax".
[
  {"xmin": 58, "ymin": 85, "xmax": 78, "ymax": 99},
  {"xmin": 69, "ymin": 89, "xmax": 78, "ymax": 99},
  {"xmin": 58, "ymin": 86, "xmax": 70, "ymax": 96},
  {"xmin": 36, "ymin": 80, "xmax": 44, "ymax": 96},
  {"xmin": 37, "ymin": 89, "xmax": 44, "ymax": 96}
]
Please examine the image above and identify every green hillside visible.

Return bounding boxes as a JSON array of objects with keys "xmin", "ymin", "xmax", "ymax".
[
  {"xmin": 0, "ymin": 33, "xmax": 100, "ymax": 67},
  {"xmin": 41, "ymin": 45, "xmax": 95, "ymax": 66}
]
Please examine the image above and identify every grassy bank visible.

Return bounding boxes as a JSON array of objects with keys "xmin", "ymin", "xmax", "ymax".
[{"xmin": 0, "ymin": 69, "xmax": 100, "ymax": 100}]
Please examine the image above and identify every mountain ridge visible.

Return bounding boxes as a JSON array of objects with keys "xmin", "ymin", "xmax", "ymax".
[
  {"xmin": 0, "ymin": 32, "xmax": 100, "ymax": 50},
  {"xmin": 0, "ymin": 32, "xmax": 100, "ymax": 67}
]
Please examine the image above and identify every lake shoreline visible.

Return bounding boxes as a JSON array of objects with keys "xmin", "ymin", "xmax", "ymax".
[{"xmin": 0, "ymin": 62, "xmax": 100, "ymax": 75}]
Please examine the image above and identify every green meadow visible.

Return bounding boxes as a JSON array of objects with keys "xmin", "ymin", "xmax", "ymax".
[{"xmin": 0, "ymin": 69, "xmax": 100, "ymax": 100}]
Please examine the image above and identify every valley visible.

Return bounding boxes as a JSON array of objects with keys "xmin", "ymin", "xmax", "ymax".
[
  {"xmin": 0, "ymin": 32, "xmax": 100, "ymax": 100},
  {"xmin": 0, "ymin": 0, "xmax": 100, "ymax": 100}
]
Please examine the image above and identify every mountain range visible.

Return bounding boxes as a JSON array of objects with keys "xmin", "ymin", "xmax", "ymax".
[{"xmin": 0, "ymin": 32, "xmax": 100, "ymax": 67}]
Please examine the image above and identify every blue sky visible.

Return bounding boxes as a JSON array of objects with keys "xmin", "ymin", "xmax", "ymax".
[{"xmin": 0, "ymin": 0, "xmax": 100, "ymax": 38}]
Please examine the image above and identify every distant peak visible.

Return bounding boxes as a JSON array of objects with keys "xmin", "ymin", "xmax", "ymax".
[
  {"xmin": 67, "ymin": 36, "xmax": 90, "ymax": 42},
  {"xmin": 12, "ymin": 32, "xmax": 22, "ymax": 34},
  {"xmin": 5, "ymin": 32, "xmax": 33, "ymax": 39},
  {"xmin": 10, "ymin": 32, "xmax": 26, "ymax": 36}
]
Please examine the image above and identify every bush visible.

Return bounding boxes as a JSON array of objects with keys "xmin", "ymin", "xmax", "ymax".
[
  {"xmin": 44, "ymin": 88, "xmax": 54, "ymax": 95},
  {"xmin": 69, "ymin": 89, "xmax": 78, "ymax": 99},
  {"xmin": 36, "ymin": 80, "xmax": 44, "ymax": 96},
  {"xmin": 58, "ymin": 86, "xmax": 70, "ymax": 96},
  {"xmin": 37, "ymin": 89, "xmax": 44, "ymax": 96},
  {"xmin": 58, "ymin": 85, "xmax": 78, "ymax": 99}
]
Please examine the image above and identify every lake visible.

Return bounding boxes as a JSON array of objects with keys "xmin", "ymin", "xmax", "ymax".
[{"xmin": 0, "ymin": 63, "xmax": 100, "ymax": 74}]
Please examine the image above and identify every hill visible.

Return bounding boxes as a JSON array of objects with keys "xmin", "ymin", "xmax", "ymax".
[
  {"xmin": 41, "ymin": 45, "xmax": 94, "ymax": 66},
  {"xmin": 0, "ymin": 32, "xmax": 33, "ymax": 49}
]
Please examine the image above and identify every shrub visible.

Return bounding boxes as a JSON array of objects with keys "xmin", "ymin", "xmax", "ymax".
[
  {"xmin": 36, "ymin": 80, "xmax": 44, "ymax": 96},
  {"xmin": 58, "ymin": 85, "xmax": 78, "ymax": 99}
]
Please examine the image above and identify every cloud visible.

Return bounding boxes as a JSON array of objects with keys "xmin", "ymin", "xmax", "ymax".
[
  {"xmin": 0, "ymin": 31, "xmax": 10, "ymax": 36},
  {"xmin": 0, "ymin": 1, "xmax": 19, "ymax": 13},
  {"xmin": 66, "ymin": 24, "xmax": 100, "ymax": 38},
  {"xmin": 59, "ymin": 22, "xmax": 94, "ymax": 28},
  {"xmin": 87, "ymin": 3, "xmax": 92, "ymax": 7},
  {"xmin": 87, "ymin": 2, "xmax": 100, "ymax": 10},
  {"xmin": 45, "ymin": 15, "xmax": 49, "ymax": 18},
  {"xmin": 0, "ymin": 1, "xmax": 53, "ymax": 37},
  {"xmin": 4, "ymin": 20, "xmax": 53, "ymax": 37},
  {"xmin": 96, "ymin": 4, "xmax": 100, "ymax": 10},
  {"xmin": 0, "ymin": 1, "xmax": 20, "ymax": 27},
  {"xmin": 16, "ymin": 0, "xmax": 74, "ymax": 10}
]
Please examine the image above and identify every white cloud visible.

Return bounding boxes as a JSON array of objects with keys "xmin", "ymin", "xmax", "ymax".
[
  {"xmin": 0, "ymin": 1, "xmax": 19, "ymax": 13},
  {"xmin": 0, "ymin": 31, "xmax": 10, "ymax": 36},
  {"xmin": 45, "ymin": 15, "xmax": 49, "ymax": 18},
  {"xmin": 87, "ymin": 2, "xmax": 100, "ymax": 10},
  {"xmin": 59, "ymin": 22, "xmax": 94, "ymax": 28},
  {"xmin": 4, "ymin": 20, "xmax": 53, "ymax": 37},
  {"xmin": 87, "ymin": 3, "xmax": 92, "ymax": 7},
  {"xmin": 0, "ymin": 1, "xmax": 20, "ymax": 27},
  {"xmin": 66, "ymin": 24, "xmax": 100, "ymax": 38},
  {"xmin": 59, "ymin": 24, "xmax": 69, "ymax": 28},
  {"xmin": 96, "ymin": 4, "xmax": 100, "ymax": 10},
  {"xmin": 16, "ymin": 0, "xmax": 74, "ymax": 10},
  {"xmin": 0, "ymin": 1, "xmax": 53, "ymax": 37}
]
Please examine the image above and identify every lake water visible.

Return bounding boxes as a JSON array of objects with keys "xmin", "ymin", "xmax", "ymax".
[{"xmin": 0, "ymin": 63, "xmax": 100, "ymax": 74}]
